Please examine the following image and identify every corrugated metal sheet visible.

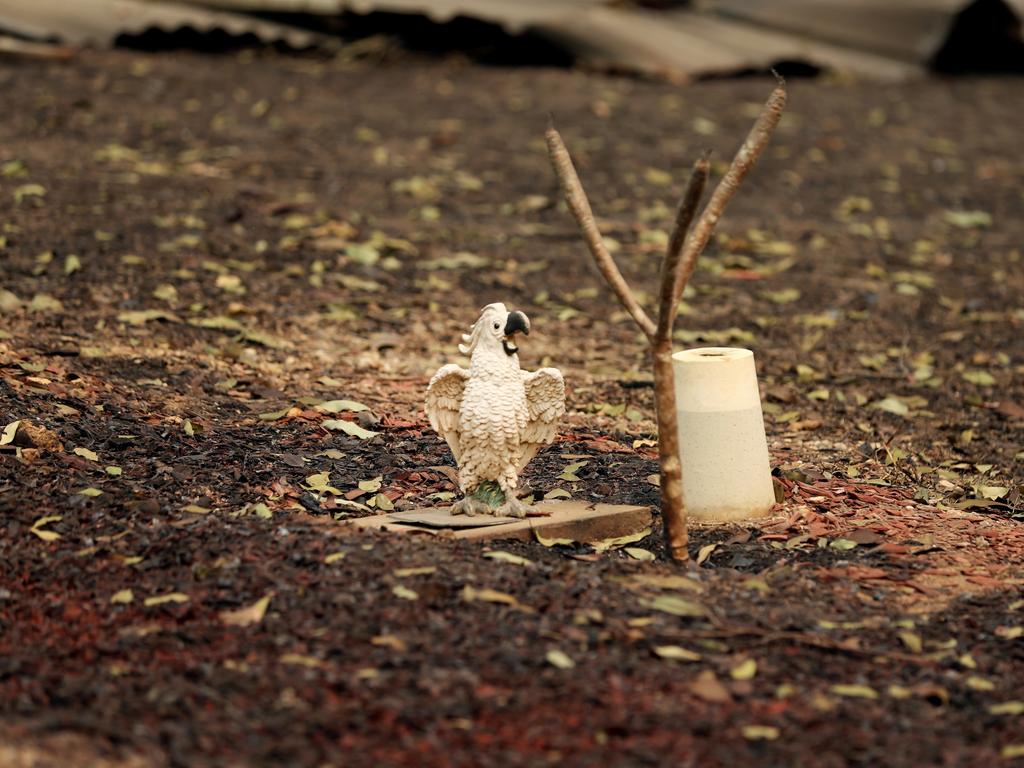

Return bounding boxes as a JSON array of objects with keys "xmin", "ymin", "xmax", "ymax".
[
  {"xmin": 178, "ymin": 0, "xmax": 603, "ymax": 32},
  {"xmin": 536, "ymin": 6, "xmax": 922, "ymax": 80},
  {"xmin": 173, "ymin": 0, "xmax": 345, "ymax": 11},
  {"xmin": 0, "ymin": 0, "xmax": 315, "ymax": 47},
  {"xmin": 0, "ymin": 0, "xmax": 1019, "ymax": 78},
  {"xmin": 708, "ymin": 0, "xmax": 970, "ymax": 63},
  {"xmin": 0, "ymin": 35, "xmax": 75, "ymax": 60}
]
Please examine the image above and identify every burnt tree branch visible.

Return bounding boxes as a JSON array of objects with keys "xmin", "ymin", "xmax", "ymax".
[{"xmin": 546, "ymin": 79, "xmax": 786, "ymax": 561}]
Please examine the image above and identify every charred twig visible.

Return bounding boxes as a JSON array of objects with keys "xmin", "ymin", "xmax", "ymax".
[{"xmin": 547, "ymin": 79, "xmax": 786, "ymax": 561}]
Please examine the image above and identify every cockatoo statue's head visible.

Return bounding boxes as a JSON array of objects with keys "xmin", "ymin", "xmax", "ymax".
[{"xmin": 458, "ymin": 302, "xmax": 531, "ymax": 357}]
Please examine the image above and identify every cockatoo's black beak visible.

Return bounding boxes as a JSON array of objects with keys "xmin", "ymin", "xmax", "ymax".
[
  {"xmin": 504, "ymin": 311, "xmax": 530, "ymax": 337},
  {"xmin": 502, "ymin": 311, "xmax": 530, "ymax": 355}
]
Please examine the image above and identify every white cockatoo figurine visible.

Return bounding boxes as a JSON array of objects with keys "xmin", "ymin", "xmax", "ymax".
[{"xmin": 425, "ymin": 303, "xmax": 565, "ymax": 517}]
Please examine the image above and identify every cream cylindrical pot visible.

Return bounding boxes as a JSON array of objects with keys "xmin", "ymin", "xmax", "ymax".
[{"xmin": 671, "ymin": 347, "xmax": 775, "ymax": 521}]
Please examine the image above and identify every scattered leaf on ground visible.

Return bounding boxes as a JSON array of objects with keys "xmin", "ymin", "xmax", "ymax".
[
  {"xmin": 690, "ymin": 670, "xmax": 731, "ymax": 703},
  {"xmin": 731, "ymin": 658, "xmax": 758, "ymax": 680},
  {"xmin": 696, "ymin": 543, "xmax": 717, "ymax": 565},
  {"xmin": 654, "ymin": 645, "xmax": 701, "ymax": 662},
  {"xmin": 535, "ymin": 531, "xmax": 574, "ymax": 547},
  {"xmin": 0, "ymin": 420, "xmax": 20, "ymax": 446},
  {"xmin": 144, "ymin": 593, "xmax": 189, "ymax": 607},
  {"xmin": 989, "ymin": 702, "xmax": 1024, "ymax": 715},
  {"xmin": 592, "ymin": 527, "xmax": 652, "ymax": 553},
  {"xmin": 29, "ymin": 515, "xmax": 62, "ymax": 542},
  {"xmin": 461, "ymin": 586, "xmax": 533, "ymax": 612},
  {"xmin": 643, "ymin": 595, "xmax": 706, "ymax": 617},
  {"xmin": 545, "ymin": 649, "xmax": 575, "ymax": 670},
  {"xmin": 73, "ymin": 444, "xmax": 98, "ymax": 462},
  {"xmin": 624, "ymin": 547, "xmax": 655, "ymax": 561},
  {"xmin": 741, "ymin": 725, "xmax": 780, "ymax": 741},
  {"xmin": 317, "ymin": 400, "xmax": 370, "ymax": 413},
  {"xmin": 322, "ymin": 419, "xmax": 379, "ymax": 439},
  {"xmin": 220, "ymin": 595, "xmax": 272, "ymax": 627},
  {"xmin": 898, "ymin": 631, "xmax": 923, "ymax": 653},
  {"xmin": 831, "ymin": 684, "xmax": 878, "ymax": 699},
  {"xmin": 393, "ymin": 566, "xmax": 436, "ymax": 577},
  {"xmin": 483, "ymin": 551, "xmax": 534, "ymax": 567}
]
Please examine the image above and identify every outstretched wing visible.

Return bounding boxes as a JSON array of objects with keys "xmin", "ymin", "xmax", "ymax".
[
  {"xmin": 518, "ymin": 367, "xmax": 566, "ymax": 471},
  {"xmin": 425, "ymin": 364, "xmax": 470, "ymax": 462}
]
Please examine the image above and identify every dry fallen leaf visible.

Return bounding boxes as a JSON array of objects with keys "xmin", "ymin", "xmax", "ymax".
[
  {"xmin": 317, "ymin": 399, "xmax": 370, "ymax": 413},
  {"xmin": 898, "ymin": 631, "xmax": 923, "ymax": 654},
  {"xmin": 543, "ymin": 488, "xmax": 572, "ymax": 501},
  {"xmin": 730, "ymin": 658, "xmax": 758, "ymax": 680},
  {"xmin": 643, "ymin": 594, "xmax": 706, "ymax": 617},
  {"xmin": 29, "ymin": 515, "xmax": 62, "ymax": 542},
  {"xmin": 624, "ymin": 547, "xmax": 656, "ymax": 562},
  {"xmin": 461, "ymin": 586, "xmax": 533, "ymax": 613},
  {"xmin": 831, "ymin": 684, "xmax": 878, "ymax": 699},
  {"xmin": 371, "ymin": 634, "xmax": 407, "ymax": 652},
  {"xmin": 483, "ymin": 551, "xmax": 534, "ymax": 567},
  {"xmin": 592, "ymin": 527, "xmax": 652, "ymax": 553},
  {"xmin": 144, "ymin": 593, "xmax": 189, "ymax": 607},
  {"xmin": 653, "ymin": 645, "xmax": 701, "ymax": 662},
  {"xmin": 322, "ymin": 419, "xmax": 379, "ymax": 440},
  {"xmin": 535, "ymin": 531, "xmax": 574, "ymax": 547},
  {"xmin": 371, "ymin": 493, "xmax": 394, "ymax": 511},
  {"xmin": 358, "ymin": 476, "xmax": 383, "ymax": 493},
  {"xmin": 696, "ymin": 543, "xmax": 717, "ymax": 565},
  {"xmin": 966, "ymin": 676, "xmax": 995, "ymax": 691},
  {"xmin": 280, "ymin": 653, "xmax": 325, "ymax": 669},
  {"xmin": 619, "ymin": 573, "xmax": 703, "ymax": 592},
  {"xmin": 0, "ymin": 420, "xmax": 19, "ymax": 446},
  {"xmin": 690, "ymin": 670, "xmax": 731, "ymax": 703},
  {"xmin": 392, "ymin": 566, "xmax": 436, "ymax": 577},
  {"xmin": 741, "ymin": 725, "xmax": 779, "ymax": 741},
  {"xmin": 989, "ymin": 701, "xmax": 1024, "ymax": 715},
  {"xmin": 545, "ymin": 649, "xmax": 575, "ymax": 670},
  {"xmin": 220, "ymin": 594, "xmax": 272, "ymax": 627}
]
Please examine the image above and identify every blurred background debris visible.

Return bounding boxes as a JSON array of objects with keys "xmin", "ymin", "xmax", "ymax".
[{"xmin": 0, "ymin": 0, "xmax": 1020, "ymax": 78}]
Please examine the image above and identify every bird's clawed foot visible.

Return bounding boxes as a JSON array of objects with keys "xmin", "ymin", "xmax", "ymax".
[
  {"xmin": 495, "ymin": 496, "xmax": 536, "ymax": 519},
  {"xmin": 450, "ymin": 497, "xmax": 492, "ymax": 517}
]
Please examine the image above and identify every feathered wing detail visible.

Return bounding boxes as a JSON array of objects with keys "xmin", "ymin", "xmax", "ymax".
[
  {"xmin": 425, "ymin": 364, "xmax": 470, "ymax": 463},
  {"xmin": 518, "ymin": 367, "xmax": 566, "ymax": 471}
]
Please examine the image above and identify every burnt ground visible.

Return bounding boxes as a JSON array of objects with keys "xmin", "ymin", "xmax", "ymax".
[{"xmin": 1, "ymin": 48, "xmax": 1023, "ymax": 767}]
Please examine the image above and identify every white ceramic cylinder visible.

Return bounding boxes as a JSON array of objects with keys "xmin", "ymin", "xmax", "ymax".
[{"xmin": 671, "ymin": 347, "xmax": 775, "ymax": 521}]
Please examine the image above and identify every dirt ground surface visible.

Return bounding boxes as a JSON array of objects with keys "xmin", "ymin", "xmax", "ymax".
[{"xmin": 1, "ymin": 48, "xmax": 1023, "ymax": 767}]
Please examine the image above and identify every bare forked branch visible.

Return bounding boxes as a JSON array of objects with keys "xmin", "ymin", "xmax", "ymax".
[
  {"xmin": 670, "ymin": 79, "xmax": 787, "ymax": 313},
  {"xmin": 546, "ymin": 79, "xmax": 786, "ymax": 561},
  {"xmin": 545, "ymin": 125, "xmax": 658, "ymax": 340},
  {"xmin": 656, "ymin": 155, "xmax": 709, "ymax": 343}
]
